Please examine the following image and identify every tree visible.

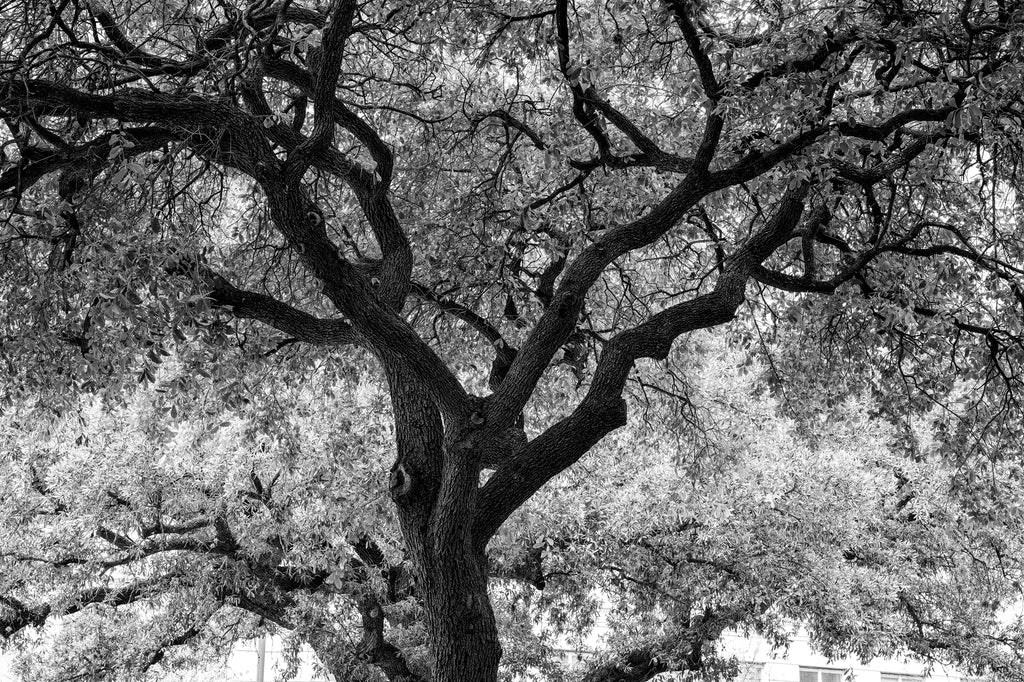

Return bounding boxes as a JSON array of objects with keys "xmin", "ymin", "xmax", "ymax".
[
  {"xmin": 5, "ymin": 335, "xmax": 1024, "ymax": 682},
  {"xmin": 512, "ymin": 336, "xmax": 1024, "ymax": 681},
  {"xmin": 2, "ymin": 0, "xmax": 1024, "ymax": 679},
  {"xmin": 1, "ymin": 367, "xmax": 433, "ymax": 681}
]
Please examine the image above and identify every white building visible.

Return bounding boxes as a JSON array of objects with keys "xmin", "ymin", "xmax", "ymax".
[
  {"xmin": 544, "ymin": 607, "xmax": 979, "ymax": 682},
  {"xmin": 706, "ymin": 628, "xmax": 975, "ymax": 682}
]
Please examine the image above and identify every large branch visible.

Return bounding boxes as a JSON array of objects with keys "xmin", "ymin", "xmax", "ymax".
[
  {"xmin": 256, "ymin": 176, "xmax": 470, "ymax": 422},
  {"xmin": 486, "ymin": 115, "xmax": 820, "ymax": 428},
  {"xmin": 485, "ymin": 5, "xmax": 870, "ymax": 429},
  {"xmin": 2, "ymin": 80, "xmax": 238, "ymax": 128},
  {"xmin": 254, "ymin": 60, "xmax": 410, "ymax": 309},
  {"xmin": 1, "ymin": 573, "xmax": 182, "ymax": 639},
  {"xmin": 3, "ymin": 79, "xmax": 374, "ymax": 192},
  {"xmin": 475, "ymin": 186, "xmax": 810, "ymax": 545},
  {"xmin": 487, "ymin": 179, "xmax": 705, "ymax": 427},
  {"xmin": 3, "ymin": 79, "xmax": 460, "ymax": 416},
  {"xmin": 187, "ymin": 261, "xmax": 360, "ymax": 347},
  {"xmin": 0, "ymin": 594, "xmax": 47, "ymax": 636},
  {"xmin": 284, "ymin": 0, "xmax": 358, "ymax": 183},
  {"xmin": 0, "ymin": 127, "xmax": 175, "ymax": 198},
  {"xmin": 1, "ymin": 80, "xmax": 276, "ymax": 184},
  {"xmin": 13, "ymin": 78, "xmax": 410, "ymax": 318}
]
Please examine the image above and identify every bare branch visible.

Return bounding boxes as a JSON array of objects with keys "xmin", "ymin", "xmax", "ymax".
[{"xmin": 582, "ymin": 87, "xmax": 693, "ymax": 172}]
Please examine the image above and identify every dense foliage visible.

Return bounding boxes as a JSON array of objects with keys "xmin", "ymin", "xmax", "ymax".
[{"xmin": 2, "ymin": 0, "xmax": 1024, "ymax": 679}]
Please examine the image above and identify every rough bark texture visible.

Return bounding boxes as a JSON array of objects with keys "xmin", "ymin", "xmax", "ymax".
[{"xmin": 422, "ymin": 550, "xmax": 502, "ymax": 682}]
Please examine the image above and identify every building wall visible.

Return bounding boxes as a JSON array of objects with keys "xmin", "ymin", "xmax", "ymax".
[
  {"xmin": 0, "ymin": 637, "xmax": 329, "ymax": 682},
  {"xmin": 0, "ymin": 624, "xmax": 980, "ymax": 682},
  {"xmin": 160, "ymin": 637, "xmax": 330, "ymax": 682},
  {"xmin": 711, "ymin": 630, "xmax": 969, "ymax": 682}
]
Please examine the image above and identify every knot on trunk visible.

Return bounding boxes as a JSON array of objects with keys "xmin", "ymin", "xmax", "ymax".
[{"xmin": 389, "ymin": 462, "xmax": 413, "ymax": 499}]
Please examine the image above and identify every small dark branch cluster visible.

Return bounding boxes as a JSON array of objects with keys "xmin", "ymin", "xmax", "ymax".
[
  {"xmin": 580, "ymin": 648, "xmax": 669, "ymax": 682},
  {"xmin": 554, "ymin": 0, "xmax": 611, "ymax": 156},
  {"xmin": 410, "ymin": 282, "xmax": 518, "ymax": 391}
]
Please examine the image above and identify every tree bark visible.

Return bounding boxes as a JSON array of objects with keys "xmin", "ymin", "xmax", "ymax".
[
  {"xmin": 421, "ymin": 549, "xmax": 502, "ymax": 682},
  {"xmin": 384, "ymin": 364, "xmax": 503, "ymax": 681}
]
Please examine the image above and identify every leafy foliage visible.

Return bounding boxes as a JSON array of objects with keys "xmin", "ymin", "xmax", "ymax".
[{"xmin": 2, "ymin": 0, "xmax": 1024, "ymax": 680}]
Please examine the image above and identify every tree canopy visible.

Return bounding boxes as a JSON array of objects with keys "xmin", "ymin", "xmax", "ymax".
[{"xmin": 2, "ymin": 0, "xmax": 1024, "ymax": 680}]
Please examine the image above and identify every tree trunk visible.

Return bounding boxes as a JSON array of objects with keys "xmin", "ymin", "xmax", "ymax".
[
  {"xmin": 422, "ymin": 549, "xmax": 501, "ymax": 682},
  {"xmin": 384, "ymin": 366, "xmax": 503, "ymax": 681}
]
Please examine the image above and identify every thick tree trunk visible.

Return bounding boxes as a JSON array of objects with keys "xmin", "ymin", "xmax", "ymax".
[
  {"xmin": 422, "ymin": 551, "xmax": 502, "ymax": 682},
  {"xmin": 384, "ymin": 366, "xmax": 503, "ymax": 681}
]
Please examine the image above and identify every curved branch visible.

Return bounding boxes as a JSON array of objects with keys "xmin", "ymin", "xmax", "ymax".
[
  {"xmin": 476, "ymin": 186, "xmax": 810, "ymax": 545},
  {"xmin": 191, "ymin": 262, "xmax": 361, "ymax": 347},
  {"xmin": 257, "ymin": 177, "xmax": 470, "ymax": 422},
  {"xmin": 284, "ymin": 0, "xmax": 358, "ymax": 183},
  {"xmin": 554, "ymin": 0, "xmax": 611, "ymax": 156},
  {"xmin": 255, "ymin": 60, "xmax": 409, "ymax": 309},
  {"xmin": 1, "ymin": 572, "xmax": 183, "ymax": 639},
  {"xmin": 261, "ymin": 57, "xmax": 393, "ymax": 191},
  {"xmin": 410, "ymin": 282, "xmax": 518, "ymax": 390}
]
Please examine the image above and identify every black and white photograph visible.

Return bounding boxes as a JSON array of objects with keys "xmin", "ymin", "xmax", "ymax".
[{"xmin": 2, "ymin": 0, "xmax": 1023, "ymax": 680}]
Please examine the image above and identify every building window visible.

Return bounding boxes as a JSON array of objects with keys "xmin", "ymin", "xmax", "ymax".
[
  {"xmin": 881, "ymin": 676, "xmax": 925, "ymax": 682},
  {"xmin": 800, "ymin": 668, "xmax": 844, "ymax": 682}
]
